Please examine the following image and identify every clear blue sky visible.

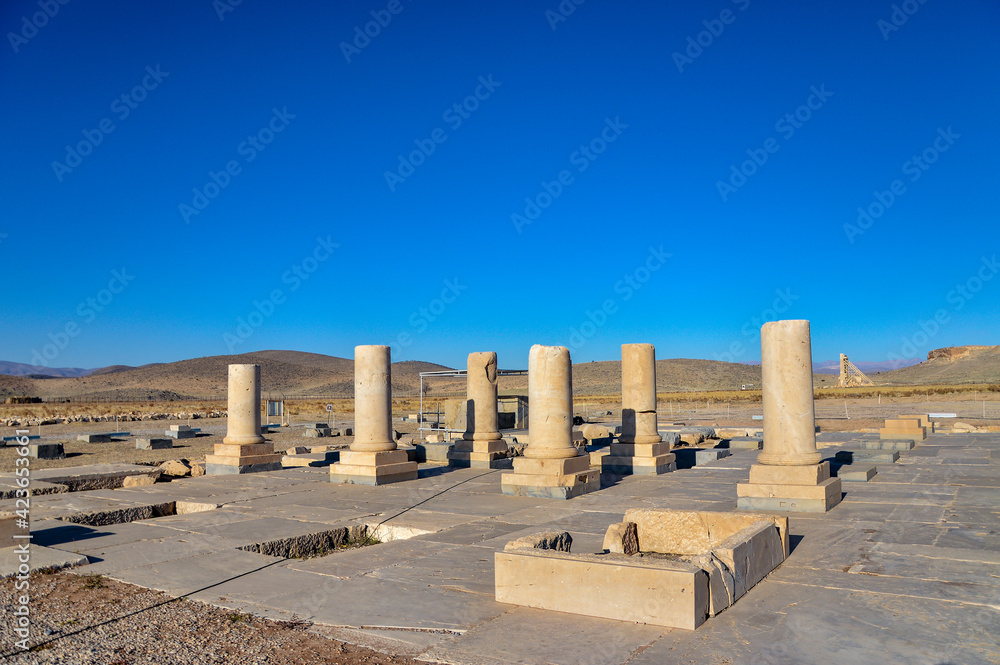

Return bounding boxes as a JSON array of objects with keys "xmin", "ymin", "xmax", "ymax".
[{"xmin": 2, "ymin": 0, "xmax": 998, "ymax": 371}]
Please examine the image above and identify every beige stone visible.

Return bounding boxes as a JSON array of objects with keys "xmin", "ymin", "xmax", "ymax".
[
  {"xmin": 757, "ymin": 321, "xmax": 820, "ymax": 466},
  {"xmin": 899, "ymin": 414, "xmax": 933, "ymax": 431},
  {"xmin": 748, "ymin": 462, "xmax": 830, "ymax": 485},
  {"xmin": 619, "ymin": 343, "xmax": 662, "ymax": 446},
  {"xmin": 223, "ymin": 364, "xmax": 265, "ymax": 446},
  {"xmin": 602, "ymin": 522, "xmax": 638, "ymax": 555},
  {"xmin": 463, "ymin": 352, "xmax": 501, "ymax": 442},
  {"xmin": 157, "ymin": 459, "xmax": 191, "ymax": 477},
  {"xmin": 581, "ymin": 423, "xmax": 610, "ymax": 440},
  {"xmin": 502, "ymin": 345, "xmax": 598, "ymax": 499},
  {"xmin": 189, "ymin": 461, "xmax": 206, "ymax": 477},
  {"xmin": 495, "ymin": 550, "xmax": 709, "ymax": 630},
  {"xmin": 123, "ymin": 474, "xmax": 156, "ymax": 487},
  {"xmin": 623, "ymin": 508, "xmax": 789, "ymax": 557},
  {"xmin": 351, "ymin": 345, "xmax": 396, "ymax": 453}
]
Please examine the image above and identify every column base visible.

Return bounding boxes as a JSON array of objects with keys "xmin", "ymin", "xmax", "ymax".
[
  {"xmin": 500, "ymin": 453, "xmax": 599, "ymax": 500},
  {"xmin": 206, "ymin": 441, "xmax": 282, "ymax": 475},
  {"xmin": 448, "ymin": 440, "xmax": 508, "ymax": 468},
  {"xmin": 862, "ymin": 439, "xmax": 915, "ymax": 451},
  {"xmin": 736, "ymin": 462, "xmax": 842, "ymax": 513},
  {"xmin": 602, "ymin": 453, "xmax": 676, "ymax": 476},
  {"xmin": 329, "ymin": 450, "xmax": 418, "ymax": 486}
]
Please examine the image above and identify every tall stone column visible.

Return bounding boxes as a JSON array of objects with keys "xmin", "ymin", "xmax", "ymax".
[
  {"xmin": 448, "ymin": 352, "xmax": 507, "ymax": 468},
  {"xmin": 331, "ymin": 345, "xmax": 418, "ymax": 485},
  {"xmin": 737, "ymin": 321, "xmax": 842, "ymax": 512},
  {"xmin": 352, "ymin": 345, "xmax": 395, "ymax": 453},
  {"xmin": 206, "ymin": 364, "xmax": 282, "ymax": 475},
  {"xmin": 603, "ymin": 344, "xmax": 675, "ymax": 476},
  {"xmin": 501, "ymin": 345, "xmax": 599, "ymax": 499}
]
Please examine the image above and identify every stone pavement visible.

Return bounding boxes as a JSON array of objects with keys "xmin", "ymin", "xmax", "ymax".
[{"xmin": 8, "ymin": 431, "xmax": 1000, "ymax": 664}]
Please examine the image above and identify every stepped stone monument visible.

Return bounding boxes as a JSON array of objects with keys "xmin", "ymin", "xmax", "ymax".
[
  {"xmin": 737, "ymin": 320, "xmax": 843, "ymax": 512},
  {"xmin": 330, "ymin": 345, "xmax": 418, "ymax": 485},
  {"xmin": 602, "ymin": 343, "xmax": 676, "ymax": 476},
  {"xmin": 206, "ymin": 364, "xmax": 282, "ymax": 475},
  {"xmin": 448, "ymin": 352, "xmax": 508, "ymax": 468},
  {"xmin": 501, "ymin": 345, "xmax": 599, "ymax": 499}
]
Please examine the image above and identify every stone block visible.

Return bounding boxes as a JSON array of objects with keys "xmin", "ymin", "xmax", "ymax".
[
  {"xmin": 123, "ymin": 474, "xmax": 157, "ymax": 487},
  {"xmin": 504, "ymin": 531, "xmax": 573, "ymax": 552},
  {"xmin": 282, "ymin": 451, "xmax": 339, "ymax": 468},
  {"xmin": 135, "ymin": 438, "xmax": 172, "ymax": 450},
  {"xmin": 212, "ymin": 442, "xmax": 274, "ymax": 457},
  {"xmin": 748, "ymin": 462, "xmax": 830, "ymax": 486},
  {"xmin": 736, "ymin": 477, "xmax": 843, "ymax": 513},
  {"xmin": 861, "ymin": 438, "xmax": 915, "ymax": 451},
  {"xmin": 500, "ymin": 468, "xmax": 600, "ymax": 500},
  {"xmin": 623, "ymin": 509, "xmax": 789, "ymax": 557},
  {"xmin": 165, "ymin": 429, "xmax": 198, "ymax": 439},
  {"xmin": 330, "ymin": 449, "xmax": 418, "ymax": 486},
  {"xmin": 608, "ymin": 441, "xmax": 672, "ymax": 458},
  {"xmin": 899, "ymin": 414, "xmax": 933, "ymax": 431},
  {"xmin": 602, "ymin": 453, "xmax": 676, "ymax": 475},
  {"xmin": 836, "ymin": 449, "xmax": 899, "ymax": 464},
  {"xmin": 303, "ymin": 428, "xmax": 333, "ymax": 438},
  {"xmin": 838, "ymin": 464, "xmax": 877, "ymax": 482},
  {"xmin": 602, "ymin": 522, "xmax": 638, "ymax": 555},
  {"xmin": 495, "ymin": 549, "xmax": 709, "ymax": 630},
  {"xmin": 169, "ymin": 425, "xmax": 192, "ymax": 432},
  {"xmin": 414, "ymin": 441, "xmax": 452, "ymax": 463},
  {"xmin": 511, "ymin": 454, "xmax": 590, "ymax": 476},
  {"xmin": 723, "ymin": 437, "xmax": 764, "ymax": 450},
  {"xmin": 28, "ymin": 443, "xmax": 65, "ymax": 459}
]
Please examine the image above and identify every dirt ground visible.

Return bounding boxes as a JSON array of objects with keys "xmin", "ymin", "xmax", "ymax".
[{"xmin": 0, "ymin": 571, "xmax": 437, "ymax": 664}]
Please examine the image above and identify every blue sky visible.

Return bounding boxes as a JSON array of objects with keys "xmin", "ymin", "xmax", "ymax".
[{"xmin": 2, "ymin": 0, "xmax": 998, "ymax": 371}]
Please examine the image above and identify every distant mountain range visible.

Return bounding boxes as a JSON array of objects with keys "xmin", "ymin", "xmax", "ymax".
[{"xmin": 0, "ymin": 346, "xmax": 995, "ymax": 401}]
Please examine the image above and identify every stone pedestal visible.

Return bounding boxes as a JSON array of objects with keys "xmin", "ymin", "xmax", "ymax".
[
  {"xmin": 207, "ymin": 364, "xmax": 282, "ymax": 475},
  {"xmin": 449, "ymin": 352, "xmax": 508, "ymax": 469},
  {"xmin": 330, "ymin": 345, "xmax": 417, "ymax": 485},
  {"xmin": 501, "ymin": 345, "xmax": 598, "ymax": 499},
  {"xmin": 603, "ymin": 343, "xmax": 675, "ymax": 476},
  {"xmin": 879, "ymin": 418, "xmax": 926, "ymax": 443},
  {"xmin": 737, "ymin": 321, "xmax": 842, "ymax": 513}
]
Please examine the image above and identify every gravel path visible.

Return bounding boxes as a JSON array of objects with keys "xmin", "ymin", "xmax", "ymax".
[{"xmin": 1, "ymin": 571, "xmax": 436, "ymax": 664}]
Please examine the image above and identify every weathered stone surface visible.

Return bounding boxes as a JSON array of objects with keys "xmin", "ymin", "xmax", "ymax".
[
  {"xmin": 123, "ymin": 474, "xmax": 157, "ymax": 487},
  {"xmin": 135, "ymin": 438, "xmax": 172, "ymax": 450},
  {"xmin": 504, "ymin": 531, "xmax": 573, "ymax": 552},
  {"xmin": 580, "ymin": 423, "xmax": 611, "ymax": 441},
  {"xmin": 158, "ymin": 459, "xmax": 192, "ymax": 477},
  {"xmin": 603, "ymin": 522, "xmax": 639, "ymax": 555},
  {"xmin": 189, "ymin": 461, "xmax": 206, "ymax": 477},
  {"xmin": 623, "ymin": 508, "xmax": 789, "ymax": 558},
  {"xmin": 29, "ymin": 443, "xmax": 65, "ymax": 459}
]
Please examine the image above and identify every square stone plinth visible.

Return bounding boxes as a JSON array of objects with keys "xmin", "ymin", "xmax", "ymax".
[
  {"xmin": 836, "ymin": 449, "xmax": 899, "ymax": 464},
  {"xmin": 329, "ymin": 450, "xmax": 418, "ymax": 486},
  {"xmin": 838, "ymin": 464, "xmax": 877, "ymax": 482},
  {"xmin": 738, "ymin": 463, "xmax": 842, "ymax": 513},
  {"xmin": 602, "ymin": 452, "xmax": 676, "ymax": 476},
  {"xmin": 29, "ymin": 443, "xmax": 65, "ymax": 459},
  {"xmin": 136, "ymin": 438, "xmax": 172, "ymax": 450},
  {"xmin": 861, "ymin": 439, "xmax": 915, "ymax": 451},
  {"xmin": 501, "ymin": 453, "xmax": 599, "ymax": 500},
  {"xmin": 206, "ymin": 441, "xmax": 282, "ymax": 475},
  {"xmin": 448, "ymin": 440, "xmax": 508, "ymax": 469}
]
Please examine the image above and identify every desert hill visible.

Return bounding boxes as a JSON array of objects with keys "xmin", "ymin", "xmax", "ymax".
[
  {"xmin": 1, "ymin": 345, "xmax": 996, "ymax": 402},
  {"xmin": 873, "ymin": 345, "xmax": 1000, "ymax": 385}
]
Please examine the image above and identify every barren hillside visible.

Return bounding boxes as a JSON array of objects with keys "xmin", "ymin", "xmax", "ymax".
[{"xmin": 874, "ymin": 345, "xmax": 1000, "ymax": 385}]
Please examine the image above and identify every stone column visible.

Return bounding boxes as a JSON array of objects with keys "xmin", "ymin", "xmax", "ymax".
[
  {"xmin": 352, "ymin": 345, "xmax": 395, "ymax": 453},
  {"xmin": 603, "ymin": 344, "xmax": 675, "ymax": 476},
  {"xmin": 331, "ymin": 345, "xmax": 418, "ymax": 485},
  {"xmin": 737, "ymin": 321, "xmax": 842, "ymax": 512},
  {"xmin": 501, "ymin": 345, "xmax": 599, "ymax": 499},
  {"xmin": 448, "ymin": 352, "xmax": 507, "ymax": 468},
  {"xmin": 206, "ymin": 364, "xmax": 282, "ymax": 475},
  {"xmin": 223, "ymin": 364, "xmax": 265, "ymax": 445}
]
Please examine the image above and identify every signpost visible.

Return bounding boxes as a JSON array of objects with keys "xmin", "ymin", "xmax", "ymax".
[{"xmin": 326, "ymin": 403, "xmax": 333, "ymax": 427}]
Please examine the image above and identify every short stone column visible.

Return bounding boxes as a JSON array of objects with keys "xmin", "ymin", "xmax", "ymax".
[
  {"xmin": 331, "ymin": 345, "xmax": 418, "ymax": 485},
  {"xmin": 603, "ymin": 344, "xmax": 675, "ymax": 476},
  {"xmin": 448, "ymin": 352, "xmax": 508, "ymax": 468},
  {"xmin": 501, "ymin": 345, "xmax": 599, "ymax": 499},
  {"xmin": 737, "ymin": 320, "xmax": 842, "ymax": 512},
  {"xmin": 206, "ymin": 364, "xmax": 282, "ymax": 475}
]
